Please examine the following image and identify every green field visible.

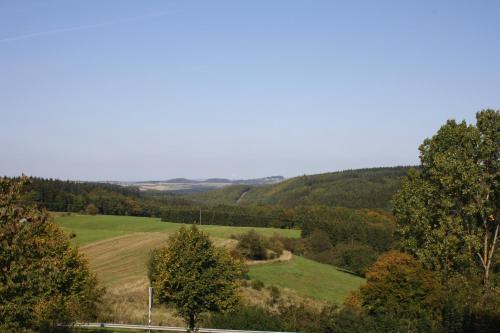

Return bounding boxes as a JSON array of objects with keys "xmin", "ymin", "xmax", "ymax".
[
  {"xmin": 249, "ymin": 255, "xmax": 364, "ymax": 303},
  {"xmin": 56, "ymin": 214, "xmax": 300, "ymax": 246},
  {"xmin": 55, "ymin": 214, "xmax": 363, "ymax": 303}
]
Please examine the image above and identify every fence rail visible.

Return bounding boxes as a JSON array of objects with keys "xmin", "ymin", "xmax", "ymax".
[{"xmin": 71, "ymin": 322, "xmax": 297, "ymax": 333}]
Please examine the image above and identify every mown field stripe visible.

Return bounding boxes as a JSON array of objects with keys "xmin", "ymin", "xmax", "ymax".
[{"xmin": 55, "ymin": 214, "xmax": 300, "ymax": 246}]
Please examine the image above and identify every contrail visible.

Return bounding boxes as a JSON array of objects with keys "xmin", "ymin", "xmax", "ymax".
[{"xmin": 0, "ymin": 11, "xmax": 167, "ymax": 44}]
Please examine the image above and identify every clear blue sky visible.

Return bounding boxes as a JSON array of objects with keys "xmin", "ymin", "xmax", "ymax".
[{"xmin": 1, "ymin": 0, "xmax": 499, "ymax": 181}]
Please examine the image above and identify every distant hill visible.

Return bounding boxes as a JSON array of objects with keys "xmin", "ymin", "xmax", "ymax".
[
  {"xmin": 104, "ymin": 176, "xmax": 285, "ymax": 193},
  {"xmin": 188, "ymin": 166, "xmax": 413, "ymax": 210}
]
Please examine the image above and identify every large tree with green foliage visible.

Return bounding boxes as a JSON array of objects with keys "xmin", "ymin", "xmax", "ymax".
[
  {"xmin": 149, "ymin": 226, "xmax": 245, "ymax": 331},
  {"xmin": 0, "ymin": 177, "xmax": 103, "ymax": 332},
  {"xmin": 359, "ymin": 251, "xmax": 444, "ymax": 331},
  {"xmin": 393, "ymin": 110, "xmax": 499, "ymax": 285}
]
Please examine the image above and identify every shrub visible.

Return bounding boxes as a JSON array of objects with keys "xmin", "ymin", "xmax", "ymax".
[
  {"xmin": 267, "ymin": 285, "xmax": 281, "ymax": 306},
  {"xmin": 272, "ymin": 235, "xmax": 308, "ymax": 255},
  {"xmin": 204, "ymin": 304, "xmax": 284, "ymax": 331},
  {"xmin": 85, "ymin": 203, "xmax": 99, "ymax": 215},
  {"xmin": 278, "ymin": 301, "xmax": 323, "ymax": 333},
  {"xmin": 237, "ymin": 230, "xmax": 267, "ymax": 260},
  {"xmin": 331, "ymin": 242, "xmax": 378, "ymax": 275},
  {"xmin": 307, "ymin": 229, "xmax": 333, "ymax": 253},
  {"xmin": 250, "ymin": 280, "xmax": 265, "ymax": 291},
  {"xmin": 359, "ymin": 251, "xmax": 444, "ymax": 330},
  {"xmin": 267, "ymin": 234, "xmax": 285, "ymax": 258},
  {"xmin": 318, "ymin": 306, "xmax": 411, "ymax": 333}
]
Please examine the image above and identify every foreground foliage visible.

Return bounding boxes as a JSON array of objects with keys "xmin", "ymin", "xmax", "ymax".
[
  {"xmin": 148, "ymin": 226, "xmax": 246, "ymax": 331},
  {"xmin": 393, "ymin": 109, "xmax": 499, "ymax": 285},
  {"xmin": 342, "ymin": 109, "xmax": 500, "ymax": 332},
  {"xmin": 0, "ymin": 177, "xmax": 103, "ymax": 332},
  {"xmin": 359, "ymin": 251, "xmax": 444, "ymax": 331}
]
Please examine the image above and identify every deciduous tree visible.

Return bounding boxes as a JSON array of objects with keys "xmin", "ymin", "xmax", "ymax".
[
  {"xmin": 149, "ymin": 226, "xmax": 245, "ymax": 331},
  {"xmin": 359, "ymin": 251, "xmax": 444, "ymax": 331},
  {"xmin": 393, "ymin": 110, "xmax": 499, "ymax": 285},
  {"xmin": 0, "ymin": 176, "xmax": 103, "ymax": 332}
]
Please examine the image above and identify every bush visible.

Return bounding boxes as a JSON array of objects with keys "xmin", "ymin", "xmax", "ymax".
[
  {"xmin": 440, "ymin": 276, "xmax": 500, "ymax": 333},
  {"xmin": 318, "ymin": 306, "xmax": 413, "ymax": 333},
  {"xmin": 85, "ymin": 203, "xmax": 99, "ymax": 215},
  {"xmin": 307, "ymin": 229, "xmax": 333, "ymax": 253},
  {"xmin": 272, "ymin": 235, "xmax": 308, "ymax": 255},
  {"xmin": 359, "ymin": 251, "xmax": 444, "ymax": 330},
  {"xmin": 204, "ymin": 304, "xmax": 284, "ymax": 331},
  {"xmin": 332, "ymin": 242, "xmax": 378, "ymax": 275},
  {"xmin": 278, "ymin": 301, "xmax": 323, "ymax": 333},
  {"xmin": 267, "ymin": 234, "xmax": 285, "ymax": 258},
  {"xmin": 307, "ymin": 242, "xmax": 377, "ymax": 276},
  {"xmin": 267, "ymin": 285, "xmax": 281, "ymax": 306},
  {"xmin": 250, "ymin": 280, "xmax": 265, "ymax": 291},
  {"xmin": 236, "ymin": 230, "xmax": 283, "ymax": 260}
]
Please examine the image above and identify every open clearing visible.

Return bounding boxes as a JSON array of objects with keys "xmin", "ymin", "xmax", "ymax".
[
  {"xmin": 55, "ymin": 214, "xmax": 364, "ymax": 304},
  {"xmin": 249, "ymin": 255, "xmax": 365, "ymax": 303},
  {"xmin": 56, "ymin": 214, "xmax": 300, "ymax": 246}
]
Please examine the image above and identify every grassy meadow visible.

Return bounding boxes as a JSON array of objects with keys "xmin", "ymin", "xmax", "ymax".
[
  {"xmin": 56, "ymin": 214, "xmax": 300, "ymax": 246},
  {"xmin": 54, "ymin": 214, "xmax": 364, "ymax": 323},
  {"xmin": 249, "ymin": 255, "xmax": 364, "ymax": 303}
]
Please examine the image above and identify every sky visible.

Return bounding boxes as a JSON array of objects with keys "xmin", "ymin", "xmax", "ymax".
[{"xmin": 1, "ymin": 0, "xmax": 499, "ymax": 181}]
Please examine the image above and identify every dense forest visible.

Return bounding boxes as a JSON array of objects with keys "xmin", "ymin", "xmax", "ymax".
[
  {"xmin": 160, "ymin": 204, "xmax": 293, "ymax": 228},
  {"xmin": 189, "ymin": 166, "xmax": 412, "ymax": 209},
  {"xmin": 298, "ymin": 206, "xmax": 396, "ymax": 275},
  {"xmin": 15, "ymin": 166, "xmax": 411, "ymax": 220},
  {"xmin": 18, "ymin": 177, "xmax": 194, "ymax": 217}
]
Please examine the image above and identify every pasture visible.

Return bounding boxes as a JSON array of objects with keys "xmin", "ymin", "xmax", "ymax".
[
  {"xmin": 56, "ymin": 214, "xmax": 300, "ymax": 246},
  {"xmin": 249, "ymin": 256, "xmax": 365, "ymax": 303},
  {"xmin": 55, "ymin": 214, "xmax": 364, "ymax": 305}
]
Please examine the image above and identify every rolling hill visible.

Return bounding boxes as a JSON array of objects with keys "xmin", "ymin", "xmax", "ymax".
[
  {"xmin": 104, "ymin": 176, "xmax": 285, "ymax": 193},
  {"xmin": 55, "ymin": 214, "xmax": 362, "ymax": 304},
  {"xmin": 189, "ymin": 166, "xmax": 412, "ymax": 210}
]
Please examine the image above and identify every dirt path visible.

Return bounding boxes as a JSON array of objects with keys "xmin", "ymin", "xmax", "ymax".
[{"xmin": 236, "ymin": 188, "xmax": 250, "ymax": 203}]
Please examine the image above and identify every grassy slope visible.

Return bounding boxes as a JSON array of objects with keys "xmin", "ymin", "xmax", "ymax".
[
  {"xmin": 249, "ymin": 256, "xmax": 364, "ymax": 303},
  {"xmin": 56, "ymin": 214, "xmax": 300, "ymax": 246},
  {"xmin": 190, "ymin": 166, "xmax": 411, "ymax": 209},
  {"xmin": 55, "ymin": 214, "xmax": 363, "ymax": 303}
]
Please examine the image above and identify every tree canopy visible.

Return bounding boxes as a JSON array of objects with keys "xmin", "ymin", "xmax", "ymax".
[
  {"xmin": 393, "ymin": 110, "xmax": 499, "ymax": 285},
  {"xmin": 193, "ymin": 166, "xmax": 411, "ymax": 209},
  {"xmin": 149, "ymin": 226, "xmax": 246, "ymax": 331},
  {"xmin": 359, "ymin": 251, "xmax": 444, "ymax": 330},
  {"xmin": 0, "ymin": 177, "xmax": 103, "ymax": 332}
]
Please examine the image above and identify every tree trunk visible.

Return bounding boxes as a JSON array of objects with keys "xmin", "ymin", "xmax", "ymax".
[
  {"xmin": 477, "ymin": 223, "xmax": 498, "ymax": 287},
  {"xmin": 188, "ymin": 313, "xmax": 196, "ymax": 332}
]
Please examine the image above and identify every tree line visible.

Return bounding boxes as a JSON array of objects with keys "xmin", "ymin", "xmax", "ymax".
[
  {"xmin": 191, "ymin": 166, "xmax": 412, "ymax": 209},
  {"xmin": 16, "ymin": 177, "xmax": 194, "ymax": 217},
  {"xmin": 160, "ymin": 204, "xmax": 294, "ymax": 228}
]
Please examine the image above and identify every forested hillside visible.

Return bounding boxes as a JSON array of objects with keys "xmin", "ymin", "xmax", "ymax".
[
  {"xmin": 17, "ymin": 177, "xmax": 193, "ymax": 216},
  {"xmin": 190, "ymin": 166, "xmax": 412, "ymax": 210}
]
